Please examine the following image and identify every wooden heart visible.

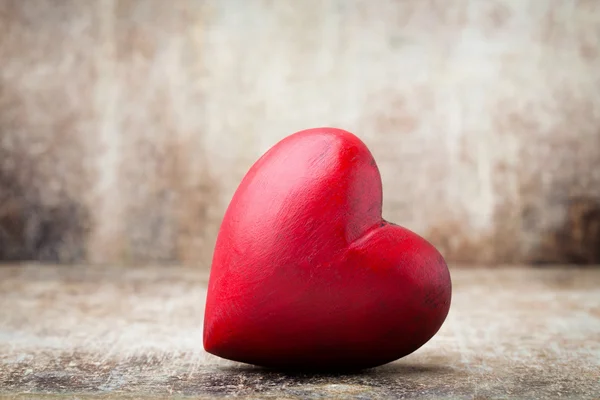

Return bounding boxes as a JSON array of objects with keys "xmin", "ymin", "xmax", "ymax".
[{"xmin": 204, "ymin": 128, "xmax": 451, "ymax": 371}]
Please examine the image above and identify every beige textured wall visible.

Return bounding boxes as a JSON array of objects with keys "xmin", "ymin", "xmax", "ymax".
[{"xmin": 1, "ymin": 0, "xmax": 599, "ymax": 266}]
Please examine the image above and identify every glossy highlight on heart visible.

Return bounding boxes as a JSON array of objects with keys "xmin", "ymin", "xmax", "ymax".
[{"xmin": 203, "ymin": 127, "xmax": 452, "ymax": 371}]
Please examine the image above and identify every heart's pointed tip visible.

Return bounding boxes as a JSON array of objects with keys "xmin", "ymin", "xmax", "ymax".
[
  {"xmin": 203, "ymin": 336, "xmax": 229, "ymax": 362},
  {"xmin": 202, "ymin": 324, "xmax": 219, "ymax": 355},
  {"xmin": 202, "ymin": 333, "xmax": 212, "ymax": 353},
  {"xmin": 203, "ymin": 321, "xmax": 237, "ymax": 362}
]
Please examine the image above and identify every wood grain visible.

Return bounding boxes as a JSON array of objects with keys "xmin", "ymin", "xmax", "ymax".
[{"xmin": 0, "ymin": 265, "xmax": 598, "ymax": 398}]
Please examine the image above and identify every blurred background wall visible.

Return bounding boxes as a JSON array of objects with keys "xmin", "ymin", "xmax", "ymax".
[{"xmin": 0, "ymin": 0, "xmax": 599, "ymax": 267}]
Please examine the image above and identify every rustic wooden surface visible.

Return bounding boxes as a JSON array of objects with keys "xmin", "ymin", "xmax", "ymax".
[{"xmin": 0, "ymin": 265, "xmax": 599, "ymax": 399}]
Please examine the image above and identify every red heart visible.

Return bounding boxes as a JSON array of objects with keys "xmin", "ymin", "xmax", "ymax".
[{"xmin": 204, "ymin": 128, "xmax": 452, "ymax": 371}]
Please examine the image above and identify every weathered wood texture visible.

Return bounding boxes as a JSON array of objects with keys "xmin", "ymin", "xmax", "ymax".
[
  {"xmin": 1, "ymin": 0, "xmax": 600, "ymax": 266},
  {"xmin": 0, "ymin": 265, "xmax": 598, "ymax": 399}
]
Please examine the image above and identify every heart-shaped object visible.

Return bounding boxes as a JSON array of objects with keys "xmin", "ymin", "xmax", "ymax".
[{"xmin": 204, "ymin": 128, "xmax": 451, "ymax": 371}]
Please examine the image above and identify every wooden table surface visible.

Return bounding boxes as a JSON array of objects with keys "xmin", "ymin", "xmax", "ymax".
[{"xmin": 0, "ymin": 265, "xmax": 599, "ymax": 399}]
